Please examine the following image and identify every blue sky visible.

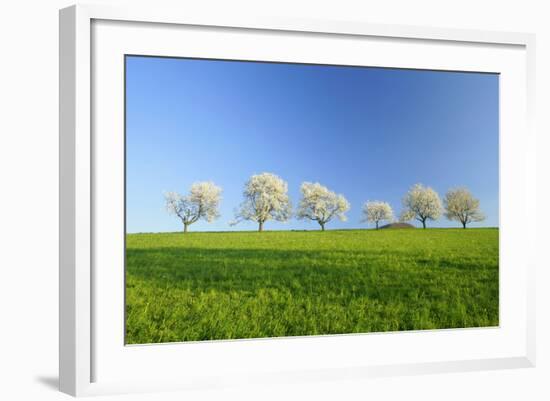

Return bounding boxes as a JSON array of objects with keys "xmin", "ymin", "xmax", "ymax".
[{"xmin": 126, "ymin": 56, "xmax": 499, "ymax": 233}]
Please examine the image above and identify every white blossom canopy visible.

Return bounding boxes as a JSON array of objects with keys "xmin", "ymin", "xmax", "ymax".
[
  {"xmin": 401, "ymin": 183, "xmax": 442, "ymax": 228},
  {"xmin": 361, "ymin": 201, "xmax": 393, "ymax": 229},
  {"xmin": 399, "ymin": 209, "xmax": 417, "ymax": 223},
  {"xmin": 164, "ymin": 181, "xmax": 222, "ymax": 233},
  {"xmin": 296, "ymin": 182, "xmax": 350, "ymax": 231},
  {"xmin": 232, "ymin": 172, "xmax": 292, "ymax": 231},
  {"xmin": 444, "ymin": 187, "xmax": 485, "ymax": 228}
]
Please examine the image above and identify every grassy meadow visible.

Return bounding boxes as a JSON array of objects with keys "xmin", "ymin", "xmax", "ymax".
[{"xmin": 125, "ymin": 228, "xmax": 499, "ymax": 344}]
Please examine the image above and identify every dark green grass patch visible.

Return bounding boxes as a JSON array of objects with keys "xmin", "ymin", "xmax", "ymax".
[{"xmin": 125, "ymin": 228, "xmax": 499, "ymax": 344}]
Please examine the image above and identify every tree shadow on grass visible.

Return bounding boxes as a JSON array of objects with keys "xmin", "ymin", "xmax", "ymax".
[{"xmin": 125, "ymin": 247, "xmax": 497, "ymax": 296}]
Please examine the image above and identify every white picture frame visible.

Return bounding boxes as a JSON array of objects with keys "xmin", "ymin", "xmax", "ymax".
[{"xmin": 59, "ymin": 4, "xmax": 536, "ymax": 397}]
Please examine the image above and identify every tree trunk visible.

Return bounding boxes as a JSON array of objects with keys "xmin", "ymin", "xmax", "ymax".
[
  {"xmin": 183, "ymin": 222, "xmax": 189, "ymax": 233},
  {"xmin": 320, "ymin": 222, "xmax": 325, "ymax": 231},
  {"xmin": 376, "ymin": 221, "xmax": 379, "ymax": 230},
  {"xmin": 462, "ymin": 221, "xmax": 467, "ymax": 229},
  {"xmin": 258, "ymin": 221, "xmax": 264, "ymax": 232},
  {"xmin": 422, "ymin": 220, "xmax": 426, "ymax": 229}
]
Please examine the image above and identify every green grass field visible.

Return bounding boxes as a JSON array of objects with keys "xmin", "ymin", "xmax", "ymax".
[{"xmin": 125, "ymin": 228, "xmax": 499, "ymax": 344}]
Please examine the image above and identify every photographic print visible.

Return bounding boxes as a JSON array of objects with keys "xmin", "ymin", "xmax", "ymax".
[{"xmin": 125, "ymin": 56, "xmax": 499, "ymax": 345}]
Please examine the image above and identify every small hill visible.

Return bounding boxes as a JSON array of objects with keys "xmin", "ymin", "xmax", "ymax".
[{"xmin": 379, "ymin": 222, "xmax": 415, "ymax": 229}]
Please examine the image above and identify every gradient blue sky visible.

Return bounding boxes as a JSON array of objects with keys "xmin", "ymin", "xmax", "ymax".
[{"xmin": 126, "ymin": 56, "xmax": 499, "ymax": 233}]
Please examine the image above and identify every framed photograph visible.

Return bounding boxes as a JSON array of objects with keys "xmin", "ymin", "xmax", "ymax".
[{"xmin": 59, "ymin": 4, "xmax": 536, "ymax": 396}]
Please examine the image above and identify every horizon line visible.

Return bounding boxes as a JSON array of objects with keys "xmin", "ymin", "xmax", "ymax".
[{"xmin": 126, "ymin": 226, "xmax": 500, "ymax": 235}]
